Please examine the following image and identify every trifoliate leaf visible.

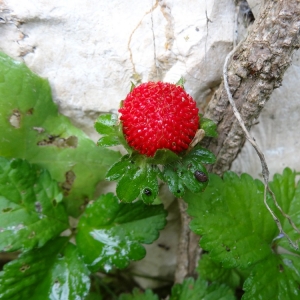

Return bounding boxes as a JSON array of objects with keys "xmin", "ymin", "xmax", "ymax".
[
  {"xmin": 170, "ymin": 277, "xmax": 236, "ymax": 300},
  {"xmin": 243, "ymin": 254, "xmax": 300, "ymax": 300},
  {"xmin": 0, "ymin": 157, "xmax": 69, "ymax": 252},
  {"xmin": 0, "ymin": 52, "xmax": 121, "ymax": 217},
  {"xmin": 0, "ymin": 238, "xmax": 90, "ymax": 300},
  {"xmin": 185, "ymin": 172, "xmax": 277, "ymax": 269},
  {"xmin": 119, "ymin": 288, "xmax": 159, "ymax": 300},
  {"xmin": 200, "ymin": 116, "xmax": 218, "ymax": 137},
  {"xmin": 76, "ymin": 193, "xmax": 167, "ymax": 272},
  {"xmin": 185, "ymin": 167, "xmax": 300, "ymax": 300},
  {"xmin": 197, "ymin": 254, "xmax": 244, "ymax": 290}
]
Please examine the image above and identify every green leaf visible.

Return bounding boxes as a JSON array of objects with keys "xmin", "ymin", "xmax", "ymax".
[
  {"xmin": 0, "ymin": 157, "xmax": 69, "ymax": 252},
  {"xmin": 200, "ymin": 116, "xmax": 218, "ymax": 137},
  {"xmin": 197, "ymin": 254, "xmax": 244, "ymax": 290},
  {"xmin": 119, "ymin": 288, "xmax": 159, "ymax": 300},
  {"xmin": 0, "ymin": 52, "xmax": 121, "ymax": 217},
  {"xmin": 170, "ymin": 277, "xmax": 236, "ymax": 300},
  {"xmin": 185, "ymin": 168, "xmax": 300, "ymax": 298},
  {"xmin": 243, "ymin": 254, "xmax": 300, "ymax": 300},
  {"xmin": 76, "ymin": 193, "xmax": 167, "ymax": 272},
  {"xmin": 185, "ymin": 172, "xmax": 277, "ymax": 268},
  {"xmin": 162, "ymin": 146, "xmax": 213, "ymax": 197},
  {"xmin": 0, "ymin": 238, "xmax": 90, "ymax": 300}
]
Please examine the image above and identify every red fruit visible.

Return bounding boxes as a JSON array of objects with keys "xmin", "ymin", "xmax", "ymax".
[{"xmin": 119, "ymin": 82, "xmax": 199, "ymax": 157}]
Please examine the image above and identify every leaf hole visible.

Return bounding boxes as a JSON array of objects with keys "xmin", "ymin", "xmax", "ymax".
[
  {"xmin": 28, "ymin": 231, "xmax": 36, "ymax": 239},
  {"xmin": 37, "ymin": 135, "xmax": 78, "ymax": 148},
  {"xmin": 61, "ymin": 170, "xmax": 76, "ymax": 196},
  {"xmin": 20, "ymin": 264, "xmax": 30, "ymax": 272},
  {"xmin": 9, "ymin": 109, "xmax": 21, "ymax": 128},
  {"xmin": 26, "ymin": 108, "xmax": 34, "ymax": 115}
]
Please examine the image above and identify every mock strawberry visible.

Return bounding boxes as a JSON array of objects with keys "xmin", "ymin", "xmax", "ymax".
[{"xmin": 119, "ymin": 82, "xmax": 199, "ymax": 157}]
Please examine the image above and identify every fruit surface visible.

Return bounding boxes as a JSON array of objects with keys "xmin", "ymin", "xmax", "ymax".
[{"xmin": 119, "ymin": 82, "xmax": 199, "ymax": 157}]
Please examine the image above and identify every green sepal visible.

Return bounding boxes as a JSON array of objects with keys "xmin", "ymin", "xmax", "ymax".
[
  {"xmin": 130, "ymin": 81, "xmax": 136, "ymax": 92},
  {"xmin": 94, "ymin": 113, "xmax": 118, "ymax": 135},
  {"xmin": 95, "ymin": 113, "xmax": 120, "ymax": 147},
  {"xmin": 106, "ymin": 154, "xmax": 133, "ymax": 181},
  {"xmin": 162, "ymin": 145, "xmax": 215, "ymax": 197},
  {"xmin": 200, "ymin": 115, "xmax": 218, "ymax": 137},
  {"xmin": 76, "ymin": 193, "xmax": 167, "ymax": 272},
  {"xmin": 97, "ymin": 136, "xmax": 121, "ymax": 147},
  {"xmin": 116, "ymin": 163, "xmax": 159, "ymax": 204},
  {"xmin": 146, "ymin": 149, "xmax": 180, "ymax": 165},
  {"xmin": 187, "ymin": 144, "xmax": 216, "ymax": 164},
  {"xmin": 175, "ymin": 77, "xmax": 185, "ymax": 88}
]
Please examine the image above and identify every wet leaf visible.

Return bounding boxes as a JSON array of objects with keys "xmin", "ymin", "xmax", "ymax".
[
  {"xmin": 170, "ymin": 277, "xmax": 236, "ymax": 300},
  {"xmin": 162, "ymin": 145, "xmax": 214, "ymax": 197},
  {"xmin": 0, "ymin": 157, "xmax": 69, "ymax": 252},
  {"xmin": 243, "ymin": 254, "xmax": 300, "ymax": 300},
  {"xmin": 107, "ymin": 155, "xmax": 159, "ymax": 203},
  {"xmin": 197, "ymin": 254, "xmax": 244, "ymax": 290},
  {"xmin": 0, "ymin": 238, "xmax": 90, "ymax": 299},
  {"xmin": 95, "ymin": 114, "xmax": 121, "ymax": 147},
  {"xmin": 0, "ymin": 52, "xmax": 120, "ymax": 217},
  {"xmin": 76, "ymin": 193, "xmax": 167, "ymax": 272},
  {"xmin": 95, "ymin": 114, "xmax": 118, "ymax": 135},
  {"xmin": 185, "ymin": 172, "xmax": 276, "ymax": 268},
  {"xmin": 185, "ymin": 168, "xmax": 300, "ymax": 299}
]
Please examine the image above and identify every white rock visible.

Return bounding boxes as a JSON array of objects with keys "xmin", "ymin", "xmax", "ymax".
[{"xmin": 0, "ymin": 0, "xmax": 235, "ymax": 140}]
